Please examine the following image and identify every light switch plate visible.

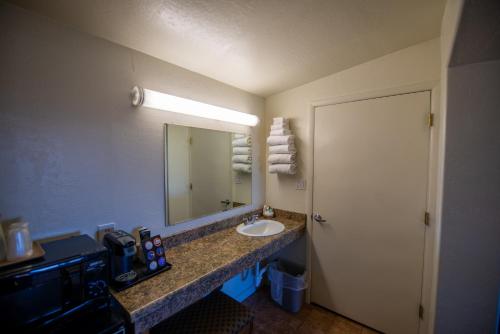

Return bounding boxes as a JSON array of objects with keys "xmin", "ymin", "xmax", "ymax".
[
  {"xmin": 234, "ymin": 175, "xmax": 242, "ymax": 184},
  {"xmin": 296, "ymin": 179, "xmax": 306, "ymax": 190}
]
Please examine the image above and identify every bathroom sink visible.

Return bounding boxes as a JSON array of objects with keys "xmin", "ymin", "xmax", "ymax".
[{"xmin": 236, "ymin": 220, "xmax": 285, "ymax": 237}]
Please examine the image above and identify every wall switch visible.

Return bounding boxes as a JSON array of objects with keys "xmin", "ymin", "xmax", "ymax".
[
  {"xmin": 96, "ymin": 222, "xmax": 115, "ymax": 242},
  {"xmin": 296, "ymin": 179, "xmax": 306, "ymax": 190},
  {"xmin": 234, "ymin": 175, "xmax": 242, "ymax": 184}
]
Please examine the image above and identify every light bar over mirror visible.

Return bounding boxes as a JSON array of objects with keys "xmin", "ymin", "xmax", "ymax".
[{"xmin": 131, "ymin": 86, "xmax": 259, "ymax": 127}]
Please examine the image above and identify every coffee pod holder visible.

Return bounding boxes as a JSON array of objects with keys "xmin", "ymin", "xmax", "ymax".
[{"xmin": 112, "ymin": 234, "xmax": 172, "ymax": 292}]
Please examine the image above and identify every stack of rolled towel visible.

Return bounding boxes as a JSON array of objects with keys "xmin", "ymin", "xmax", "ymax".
[
  {"xmin": 232, "ymin": 133, "xmax": 252, "ymax": 173},
  {"xmin": 267, "ymin": 117, "xmax": 297, "ymax": 174}
]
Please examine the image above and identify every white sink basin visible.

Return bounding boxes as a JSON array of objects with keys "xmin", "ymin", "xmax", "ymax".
[{"xmin": 236, "ymin": 220, "xmax": 285, "ymax": 237}]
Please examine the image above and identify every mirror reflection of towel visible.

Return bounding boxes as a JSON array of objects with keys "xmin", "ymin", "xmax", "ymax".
[
  {"xmin": 233, "ymin": 163, "xmax": 252, "ymax": 173},
  {"xmin": 233, "ymin": 147, "xmax": 251, "ymax": 155},
  {"xmin": 232, "ymin": 136, "xmax": 252, "ymax": 147},
  {"xmin": 232, "ymin": 155, "xmax": 252, "ymax": 163}
]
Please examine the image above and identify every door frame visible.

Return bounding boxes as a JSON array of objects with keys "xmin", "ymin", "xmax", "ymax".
[{"xmin": 305, "ymin": 81, "xmax": 442, "ymax": 334}]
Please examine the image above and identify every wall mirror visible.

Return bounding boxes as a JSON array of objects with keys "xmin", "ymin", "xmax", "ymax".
[{"xmin": 165, "ymin": 124, "xmax": 252, "ymax": 225}]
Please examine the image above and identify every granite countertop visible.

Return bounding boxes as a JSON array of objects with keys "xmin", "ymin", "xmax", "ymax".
[{"xmin": 111, "ymin": 211, "xmax": 306, "ymax": 333}]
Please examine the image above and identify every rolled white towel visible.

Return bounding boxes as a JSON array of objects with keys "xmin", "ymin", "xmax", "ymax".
[
  {"xmin": 233, "ymin": 147, "xmax": 252, "ymax": 155},
  {"xmin": 270, "ymin": 128, "xmax": 291, "ymax": 136},
  {"xmin": 233, "ymin": 163, "xmax": 252, "ymax": 173},
  {"xmin": 269, "ymin": 163, "xmax": 296, "ymax": 175},
  {"xmin": 268, "ymin": 153, "xmax": 296, "ymax": 164},
  {"xmin": 267, "ymin": 135, "xmax": 294, "ymax": 146},
  {"xmin": 269, "ymin": 144, "xmax": 296, "ymax": 154},
  {"xmin": 273, "ymin": 117, "xmax": 289, "ymax": 125},
  {"xmin": 271, "ymin": 123, "xmax": 290, "ymax": 131},
  {"xmin": 233, "ymin": 133, "xmax": 246, "ymax": 139},
  {"xmin": 232, "ymin": 136, "xmax": 252, "ymax": 147},
  {"xmin": 232, "ymin": 155, "xmax": 252, "ymax": 163}
]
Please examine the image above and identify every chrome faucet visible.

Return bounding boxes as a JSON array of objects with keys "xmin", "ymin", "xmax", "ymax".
[{"xmin": 243, "ymin": 214, "xmax": 259, "ymax": 225}]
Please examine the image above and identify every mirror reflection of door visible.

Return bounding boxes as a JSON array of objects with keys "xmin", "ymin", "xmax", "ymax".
[
  {"xmin": 165, "ymin": 124, "xmax": 252, "ymax": 225},
  {"xmin": 189, "ymin": 127, "xmax": 233, "ymax": 218}
]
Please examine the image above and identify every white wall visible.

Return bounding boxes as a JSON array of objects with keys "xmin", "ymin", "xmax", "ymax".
[
  {"xmin": 0, "ymin": 3, "xmax": 265, "ymax": 240},
  {"xmin": 265, "ymin": 38, "xmax": 441, "ymax": 213}
]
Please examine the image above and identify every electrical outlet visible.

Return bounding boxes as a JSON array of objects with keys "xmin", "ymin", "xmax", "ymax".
[
  {"xmin": 96, "ymin": 222, "xmax": 115, "ymax": 242},
  {"xmin": 296, "ymin": 179, "xmax": 306, "ymax": 190}
]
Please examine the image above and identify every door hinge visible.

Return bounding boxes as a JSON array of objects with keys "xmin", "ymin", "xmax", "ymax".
[
  {"xmin": 189, "ymin": 183, "xmax": 193, "ymax": 190},
  {"xmin": 189, "ymin": 137, "xmax": 193, "ymax": 145},
  {"xmin": 424, "ymin": 212, "xmax": 430, "ymax": 226},
  {"xmin": 419, "ymin": 304, "xmax": 424, "ymax": 320},
  {"xmin": 428, "ymin": 113, "xmax": 434, "ymax": 127}
]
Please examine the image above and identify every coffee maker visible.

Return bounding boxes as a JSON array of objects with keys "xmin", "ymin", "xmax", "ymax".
[{"xmin": 103, "ymin": 230, "xmax": 138, "ymax": 288}]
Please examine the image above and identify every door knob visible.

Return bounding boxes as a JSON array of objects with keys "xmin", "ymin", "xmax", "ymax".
[{"xmin": 313, "ymin": 213, "xmax": 326, "ymax": 223}]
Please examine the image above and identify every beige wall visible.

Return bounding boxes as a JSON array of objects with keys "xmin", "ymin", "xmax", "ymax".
[
  {"xmin": 264, "ymin": 38, "xmax": 441, "ymax": 213},
  {"xmin": 0, "ymin": 3, "xmax": 265, "ymax": 240}
]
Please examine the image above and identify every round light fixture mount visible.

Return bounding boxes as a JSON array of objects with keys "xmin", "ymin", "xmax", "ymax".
[{"xmin": 131, "ymin": 86, "xmax": 144, "ymax": 107}]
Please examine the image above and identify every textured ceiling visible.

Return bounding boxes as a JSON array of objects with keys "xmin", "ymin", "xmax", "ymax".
[{"xmin": 9, "ymin": 0, "xmax": 446, "ymax": 96}]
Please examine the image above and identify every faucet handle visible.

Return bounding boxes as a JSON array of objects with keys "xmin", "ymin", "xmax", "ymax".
[{"xmin": 242, "ymin": 217, "xmax": 249, "ymax": 224}]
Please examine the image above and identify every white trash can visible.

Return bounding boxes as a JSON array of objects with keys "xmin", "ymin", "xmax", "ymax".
[{"xmin": 267, "ymin": 260, "xmax": 307, "ymax": 313}]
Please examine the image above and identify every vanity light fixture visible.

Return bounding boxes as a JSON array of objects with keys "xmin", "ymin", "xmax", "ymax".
[{"xmin": 131, "ymin": 86, "xmax": 259, "ymax": 127}]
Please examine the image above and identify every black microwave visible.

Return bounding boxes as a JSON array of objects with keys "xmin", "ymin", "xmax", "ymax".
[{"xmin": 0, "ymin": 235, "xmax": 110, "ymax": 332}]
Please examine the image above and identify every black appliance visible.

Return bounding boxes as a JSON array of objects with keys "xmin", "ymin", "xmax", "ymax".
[
  {"xmin": 103, "ymin": 230, "xmax": 172, "ymax": 291},
  {"xmin": 0, "ymin": 234, "xmax": 125, "ymax": 333},
  {"xmin": 103, "ymin": 230, "xmax": 138, "ymax": 287}
]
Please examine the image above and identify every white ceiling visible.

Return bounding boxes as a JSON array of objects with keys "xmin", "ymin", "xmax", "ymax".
[{"xmin": 10, "ymin": 0, "xmax": 446, "ymax": 97}]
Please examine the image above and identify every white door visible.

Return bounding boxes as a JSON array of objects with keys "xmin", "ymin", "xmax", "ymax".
[{"xmin": 311, "ymin": 91, "xmax": 431, "ymax": 334}]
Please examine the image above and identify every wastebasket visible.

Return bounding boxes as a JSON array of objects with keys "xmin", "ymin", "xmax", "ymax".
[{"xmin": 267, "ymin": 260, "xmax": 307, "ymax": 313}]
